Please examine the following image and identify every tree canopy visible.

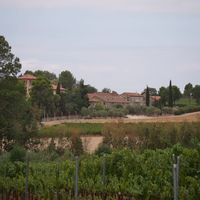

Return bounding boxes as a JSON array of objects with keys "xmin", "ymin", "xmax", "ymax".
[
  {"xmin": 158, "ymin": 86, "xmax": 168, "ymax": 106},
  {"xmin": 143, "ymin": 87, "xmax": 157, "ymax": 96},
  {"xmin": 30, "ymin": 77, "xmax": 54, "ymax": 116},
  {"xmin": 193, "ymin": 85, "xmax": 200, "ymax": 104},
  {"xmin": 59, "ymin": 70, "xmax": 76, "ymax": 90},
  {"xmin": 159, "ymin": 83, "xmax": 182, "ymax": 107},
  {"xmin": 184, "ymin": 83, "xmax": 193, "ymax": 97},
  {"xmin": 0, "ymin": 35, "xmax": 21, "ymax": 78},
  {"xmin": 34, "ymin": 70, "xmax": 57, "ymax": 80},
  {"xmin": 172, "ymin": 85, "xmax": 182, "ymax": 104},
  {"xmin": 0, "ymin": 36, "xmax": 38, "ymax": 148},
  {"xmin": 102, "ymin": 88, "xmax": 111, "ymax": 93}
]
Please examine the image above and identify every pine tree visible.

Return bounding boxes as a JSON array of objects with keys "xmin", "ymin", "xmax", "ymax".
[
  {"xmin": 168, "ymin": 80, "xmax": 173, "ymax": 107},
  {"xmin": 146, "ymin": 86, "xmax": 150, "ymax": 107}
]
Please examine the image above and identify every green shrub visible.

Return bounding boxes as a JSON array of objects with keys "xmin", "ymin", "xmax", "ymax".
[
  {"xmin": 71, "ymin": 133, "xmax": 83, "ymax": 156},
  {"xmin": 10, "ymin": 145, "xmax": 26, "ymax": 162},
  {"xmin": 126, "ymin": 105, "xmax": 146, "ymax": 115},
  {"xmin": 95, "ymin": 144, "xmax": 111, "ymax": 156},
  {"xmin": 174, "ymin": 105, "xmax": 200, "ymax": 115},
  {"xmin": 161, "ymin": 107, "xmax": 175, "ymax": 114},
  {"xmin": 80, "ymin": 105, "xmax": 127, "ymax": 118},
  {"xmin": 145, "ymin": 106, "xmax": 161, "ymax": 116}
]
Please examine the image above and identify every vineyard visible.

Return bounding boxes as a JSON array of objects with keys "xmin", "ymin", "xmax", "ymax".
[{"xmin": 0, "ymin": 146, "xmax": 200, "ymax": 200}]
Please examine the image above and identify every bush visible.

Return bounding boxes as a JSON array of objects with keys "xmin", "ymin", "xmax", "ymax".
[
  {"xmin": 80, "ymin": 105, "xmax": 127, "ymax": 118},
  {"xmin": 70, "ymin": 133, "xmax": 83, "ymax": 156},
  {"xmin": 10, "ymin": 145, "xmax": 26, "ymax": 162},
  {"xmin": 145, "ymin": 106, "xmax": 161, "ymax": 116},
  {"xmin": 81, "ymin": 107, "xmax": 89, "ymax": 116},
  {"xmin": 161, "ymin": 107, "xmax": 175, "ymax": 115},
  {"xmin": 126, "ymin": 105, "xmax": 146, "ymax": 115},
  {"xmin": 95, "ymin": 144, "xmax": 111, "ymax": 156},
  {"xmin": 174, "ymin": 105, "xmax": 200, "ymax": 115}
]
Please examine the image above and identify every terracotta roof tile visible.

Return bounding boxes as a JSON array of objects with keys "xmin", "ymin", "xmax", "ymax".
[
  {"xmin": 121, "ymin": 92, "xmax": 143, "ymax": 97},
  {"xmin": 18, "ymin": 74, "xmax": 37, "ymax": 80},
  {"xmin": 88, "ymin": 92, "xmax": 128, "ymax": 104},
  {"xmin": 151, "ymin": 96, "xmax": 161, "ymax": 101}
]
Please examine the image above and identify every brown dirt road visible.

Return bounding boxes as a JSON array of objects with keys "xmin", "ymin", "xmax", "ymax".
[{"xmin": 43, "ymin": 112, "xmax": 200, "ymax": 127}]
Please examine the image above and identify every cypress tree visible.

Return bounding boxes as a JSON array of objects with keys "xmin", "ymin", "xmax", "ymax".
[
  {"xmin": 56, "ymin": 82, "xmax": 61, "ymax": 95},
  {"xmin": 168, "ymin": 80, "xmax": 173, "ymax": 107},
  {"xmin": 146, "ymin": 86, "xmax": 150, "ymax": 106}
]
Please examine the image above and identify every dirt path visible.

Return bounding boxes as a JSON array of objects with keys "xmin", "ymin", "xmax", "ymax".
[
  {"xmin": 43, "ymin": 112, "xmax": 200, "ymax": 126},
  {"xmin": 81, "ymin": 136, "xmax": 104, "ymax": 153}
]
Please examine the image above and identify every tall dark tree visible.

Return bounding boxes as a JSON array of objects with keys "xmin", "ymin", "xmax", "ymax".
[
  {"xmin": 0, "ymin": 36, "xmax": 38, "ymax": 148},
  {"xmin": 143, "ymin": 87, "xmax": 157, "ymax": 96},
  {"xmin": 168, "ymin": 80, "xmax": 173, "ymax": 107},
  {"xmin": 30, "ymin": 77, "xmax": 54, "ymax": 117},
  {"xmin": 0, "ymin": 79, "xmax": 38, "ymax": 148},
  {"xmin": 158, "ymin": 87, "xmax": 168, "ymax": 106},
  {"xmin": 193, "ymin": 85, "xmax": 200, "ymax": 104},
  {"xmin": 0, "ymin": 35, "xmax": 21, "ymax": 78},
  {"xmin": 146, "ymin": 86, "xmax": 150, "ymax": 107},
  {"xmin": 59, "ymin": 70, "xmax": 76, "ymax": 90},
  {"xmin": 172, "ymin": 85, "xmax": 182, "ymax": 105},
  {"xmin": 184, "ymin": 83, "xmax": 193, "ymax": 98},
  {"xmin": 56, "ymin": 82, "xmax": 61, "ymax": 95}
]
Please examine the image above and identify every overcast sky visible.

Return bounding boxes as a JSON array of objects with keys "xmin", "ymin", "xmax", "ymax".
[{"xmin": 1, "ymin": 0, "xmax": 200, "ymax": 93}]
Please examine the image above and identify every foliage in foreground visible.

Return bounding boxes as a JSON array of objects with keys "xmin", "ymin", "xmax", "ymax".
[{"xmin": 0, "ymin": 146, "xmax": 200, "ymax": 199}]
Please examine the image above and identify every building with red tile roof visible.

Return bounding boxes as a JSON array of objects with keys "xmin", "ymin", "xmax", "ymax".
[
  {"xmin": 19, "ymin": 74, "xmax": 65, "ymax": 97},
  {"xmin": 18, "ymin": 74, "xmax": 37, "ymax": 97},
  {"xmin": 121, "ymin": 92, "xmax": 145, "ymax": 106},
  {"xmin": 87, "ymin": 92, "xmax": 129, "ymax": 107},
  {"xmin": 151, "ymin": 96, "xmax": 161, "ymax": 102}
]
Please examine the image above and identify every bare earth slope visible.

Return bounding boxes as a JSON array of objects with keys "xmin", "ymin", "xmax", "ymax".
[{"xmin": 43, "ymin": 112, "xmax": 200, "ymax": 127}]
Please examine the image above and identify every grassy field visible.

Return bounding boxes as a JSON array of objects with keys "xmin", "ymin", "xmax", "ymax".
[
  {"xmin": 38, "ymin": 120, "xmax": 200, "ymax": 138},
  {"xmin": 38, "ymin": 123, "xmax": 103, "ymax": 137}
]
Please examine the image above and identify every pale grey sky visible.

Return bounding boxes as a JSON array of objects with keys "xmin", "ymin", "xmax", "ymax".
[{"xmin": 0, "ymin": 0, "xmax": 200, "ymax": 92}]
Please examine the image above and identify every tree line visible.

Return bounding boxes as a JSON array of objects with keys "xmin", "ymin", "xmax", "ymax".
[
  {"xmin": 28, "ymin": 72, "xmax": 97, "ymax": 118},
  {"xmin": 1, "ymin": 35, "xmax": 200, "ymax": 148}
]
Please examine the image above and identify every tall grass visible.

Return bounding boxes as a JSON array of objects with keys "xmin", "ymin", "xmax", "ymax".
[
  {"xmin": 102, "ymin": 122, "xmax": 200, "ymax": 149},
  {"xmin": 37, "ymin": 123, "xmax": 103, "ymax": 137},
  {"xmin": 37, "ymin": 122, "xmax": 200, "ymax": 150}
]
